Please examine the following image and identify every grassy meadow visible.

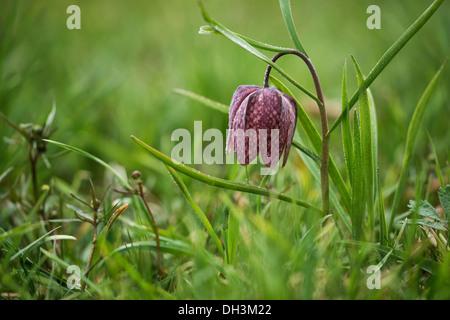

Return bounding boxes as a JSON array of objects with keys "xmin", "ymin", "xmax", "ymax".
[{"xmin": 0, "ymin": 0, "xmax": 449, "ymax": 300}]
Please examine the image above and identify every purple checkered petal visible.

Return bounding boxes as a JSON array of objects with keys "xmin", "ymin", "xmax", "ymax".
[
  {"xmin": 226, "ymin": 85, "xmax": 260, "ymax": 154},
  {"xmin": 280, "ymin": 93, "xmax": 298, "ymax": 167},
  {"xmin": 226, "ymin": 85, "xmax": 298, "ymax": 168}
]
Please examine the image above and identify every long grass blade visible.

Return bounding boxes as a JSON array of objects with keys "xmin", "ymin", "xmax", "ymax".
[
  {"xmin": 131, "ymin": 135, "xmax": 322, "ymax": 212},
  {"xmin": 352, "ymin": 56, "xmax": 375, "ymax": 230},
  {"xmin": 199, "ymin": 25, "xmax": 293, "ymax": 53},
  {"xmin": 278, "ymin": 0, "xmax": 307, "ymax": 55},
  {"xmin": 197, "ymin": 0, "xmax": 320, "ymax": 105},
  {"xmin": 43, "ymin": 103, "xmax": 56, "ymax": 138},
  {"xmin": 377, "ymin": 169, "xmax": 388, "ymax": 246},
  {"xmin": 351, "ymin": 110, "xmax": 364, "ymax": 240},
  {"xmin": 111, "ymin": 241, "xmax": 192, "ymax": 256},
  {"xmin": 223, "ymin": 209, "xmax": 240, "ymax": 265},
  {"xmin": 340, "ymin": 60, "xmax": 353, "ymax": 183},
  {"xmin": 173, "ymin": 88, "xmax": 229, "ymax": 114},
  {"xmin": 368, "ymin": 89, "xmax": 378, "ymax": 182},
  {"xmin": 44, "ymin": 139, "xmax": 131, "ymax": 189},
  {"xmin": 40, "ymin": 248, "xmax": 102, "ymax": 294},
  {"xmin": 0, "ymin": 223, "xmax": 42, "ymax": 243},
  {"xmin": 11, "ymin": 226, "xmax": 62, "ymax": 261},
  {"xmin": 165, "ymin": 164, "xmax": 225, "ymax": 258}
]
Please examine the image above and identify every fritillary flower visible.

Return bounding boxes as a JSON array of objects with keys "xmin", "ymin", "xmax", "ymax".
[{"xmin": 226, "ymin": 85, "xmax": 297, "ymax": 168}]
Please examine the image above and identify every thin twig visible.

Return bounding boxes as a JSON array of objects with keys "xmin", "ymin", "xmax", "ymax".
[
  {"xmin": 137, "ymin": 180, "xmax": 164, "ymax": 274},
  {"xmin": 82, "ymin": 209, "xmax": 98, "ymax": 291}
]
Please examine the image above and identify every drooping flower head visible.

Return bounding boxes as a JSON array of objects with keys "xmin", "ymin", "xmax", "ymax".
[{"xmin": 226, "ymin": 85, "xmax": 297, "ymax": 168}]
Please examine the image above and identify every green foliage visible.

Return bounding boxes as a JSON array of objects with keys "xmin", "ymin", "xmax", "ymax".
[
  {"xmin": 352, "ymin": 56, "xmax": 376, "ymax": 233},
  {"xmin": 350, "ymin": 110, "xmax": 364, "ymax": 240},
  {"xmin": 388, "ymin": 60, "xmax": 447, "ymax": 233},
  {"xmin": 278, "ymin": 0, "xmax": 307, "ymax": 55}
]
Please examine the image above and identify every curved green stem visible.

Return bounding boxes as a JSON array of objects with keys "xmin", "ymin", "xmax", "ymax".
[{"xmin": 264, "ymin": 50, "xmax": 329, "ymax": 215}]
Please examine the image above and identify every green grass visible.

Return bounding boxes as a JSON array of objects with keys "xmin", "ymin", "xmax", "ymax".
[{"xmin": 0, "ymin": 0, "xmax": 449, "ymax": 300}]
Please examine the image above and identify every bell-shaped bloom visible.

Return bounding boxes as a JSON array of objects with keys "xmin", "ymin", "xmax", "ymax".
[{"xmin": 226, "ymin": 85, "xmax": 297, "ymax": 168}]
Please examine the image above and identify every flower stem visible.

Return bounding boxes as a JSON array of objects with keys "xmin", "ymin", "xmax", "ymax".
[{"xmin": 264, "ymin": 50, "xmax": 329, "ymax": 215}]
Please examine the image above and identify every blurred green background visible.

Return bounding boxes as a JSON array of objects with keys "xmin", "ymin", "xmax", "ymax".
[{"xmin": 0, "ymin": 0, "xmax": 448, "ymax": 200}]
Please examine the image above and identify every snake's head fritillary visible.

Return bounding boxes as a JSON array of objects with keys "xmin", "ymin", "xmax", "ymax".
[{"xmin": 226, "ymin": 85, "xmax": 297, "ymax": 168}]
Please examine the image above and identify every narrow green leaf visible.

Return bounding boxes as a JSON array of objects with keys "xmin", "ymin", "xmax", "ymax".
[
  {"xmin": 40, "ymin": 248, "xmax": 102, "ymax": 294},
  {"xmin": 131, "ymin": 135, "xmax": 322, "ymax": 212},
  {"xmin": 197, "ymin": 0, "xmax": 320, "ymax": 105},
  {"xmin": 111, "ymin": 241, "xmax": 192, "ymax": 256},
  {"xmin": 44, "ymin": 139, "xmax": 131, "ymax": 189},
  {"xmin": 278, "ymin": 0, "xmax": 307, "ymax": 55},
  {"xmin": 224, "ymin": 209, "xmax": 240, "ymax": 265},
  {"xmin": 0, "ymin": 167, "xmax": 13, "ymax": 184},
  {"xmin": 47, "ymin": 219, "xmax": 84, "ymax": 224},
  {"xmin": 11, "ymin": 226, "xmax": 61, "ymax": 261},
  {"xmin": 199, "ymin": 25, "xmax": 293, "ymax": 53},
  {"xmin": 375, "ymin": 248, "xmax": 394, "ymax": 271},
  {"xmin": 377, "ymin": 169, "xmax": 388, "ymax": 246},
  {"xmin": 47, "ymin": 235, "xmax": 77, "ymax": 241},
  {"xmin": 328, "ymin": 0, "xmax": 445, "ymax": 135},
  {"xmin": 351, "ymin": 110, "xmax": 364, "ymax": 240},
  {"xmin": 165, "ymin": 164, "xmax": 224, "ymax": 259},
  {"xmin": 393, "ymin": 218, "xmax": 409, "ymax": 249},
  {"xmin": 173, "ymin": 88, "xmax": 229, "ymax": 114},
  {"xmin": 408, "ymin": 200, "xmax": 443, "ymax": 222},
  {"xmin": 351, "ymin": 56, "xmax": 375, "ymax": 230},
  {"xmin": 340, "ymin": 60, "xmax": 353, "ymax": 184},
  {"xmin": 0, "ymin": 223, "xmax": 42, "ymax": 243},
  {"xmin": 368, "ymin": 89, "xmax": 378, "ymax": 187},
  {"xmin": 388, "ymin": 60, "xmax": 447, "ymax": 233},
  {"xmin": 43, "ymin": 103, "xmax": 56, "ymax": 138},
  {"xmin": 291, "ymin": 140, "xmax": 321, "ymax": 165}
]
